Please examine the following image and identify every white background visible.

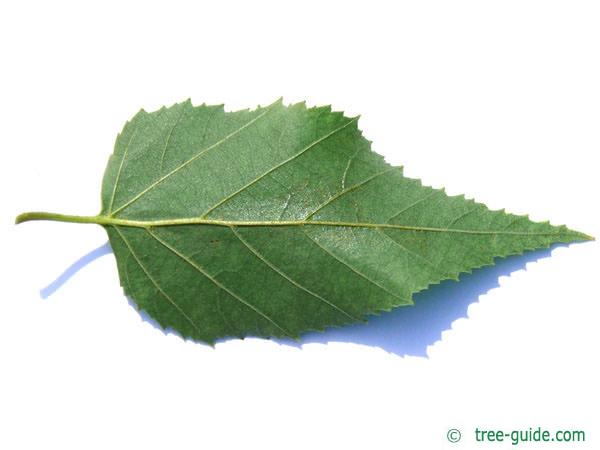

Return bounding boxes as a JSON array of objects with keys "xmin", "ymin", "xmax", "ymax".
[{"xmin": 1, "ymin": 1, "xmax": 598, "ymax": 449}]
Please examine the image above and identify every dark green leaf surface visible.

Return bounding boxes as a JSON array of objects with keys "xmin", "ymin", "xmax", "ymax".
[{"xmin": 99, "ymin": 99, "xmax": 590, "ymax": 344}]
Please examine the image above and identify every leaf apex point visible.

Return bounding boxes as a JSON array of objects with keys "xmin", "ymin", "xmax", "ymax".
[{"xmin": 572, "ymin": 230, "xmax": 595, "ymax": 242}]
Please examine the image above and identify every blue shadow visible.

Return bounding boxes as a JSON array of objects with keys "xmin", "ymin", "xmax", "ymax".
[
  {"xmin": 276, "ymin": 245, "xmax": 562, "ymax": 356},
  {"xmin": 40, "ymin": 242, "xmax": 113, "ymax": 298},
  {"xmin": 42, "ymin": 241, "xmax": 566, "ymax": 357}
]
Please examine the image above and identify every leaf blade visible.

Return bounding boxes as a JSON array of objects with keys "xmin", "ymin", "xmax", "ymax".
[{"xmin": 100, "ymin": 100, "xmax": 591, "ymax": 343}]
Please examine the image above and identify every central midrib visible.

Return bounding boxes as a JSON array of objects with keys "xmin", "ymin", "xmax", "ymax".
[
  {"xmin": 96, "ymin": 215, "xmax": 574, "ymax": 237},
  {"xmin": 15, "ymin": 211, "xmax": 588, "ymax": 239}
]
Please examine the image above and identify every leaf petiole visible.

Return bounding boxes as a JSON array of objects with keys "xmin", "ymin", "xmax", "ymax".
[{"xmin": 15, "ymin": 211, "xmax": 108, "ymax": 225}]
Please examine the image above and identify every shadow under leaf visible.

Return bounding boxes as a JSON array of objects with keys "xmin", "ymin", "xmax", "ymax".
[
  {"xmin": 40, "ymin": 242, "xmax": 113, "ymax": 298},
  {"xmin": 275, "ymin": 245, "xmax": 562, "ymax": 356},
  {"xmin": 41, "ymin": 241, "xmax": 567, "ymax": 357}
]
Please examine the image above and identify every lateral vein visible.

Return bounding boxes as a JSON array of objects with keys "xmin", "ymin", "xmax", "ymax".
[
  {"xmin": 107, "ymin": 128, "xmax": 138, "ymax": 214},
  {"xmin": 304, "ymin": 167, "xmax": 397, "ymax": 220},
  {"xmin": 302, "ymin": 229, "xmax": 412, "ymax": 304},
  {"xmin": 230, "ymin": 226, "xmax": 361, "ymax": 322},
  {"xmin": 201, "ymin": 116, "xmax": 359, "ymax": 218},
  {"xmin": 110, "ymin": 100, "xmax": 279, "ymax": 216},
  {"xmin": 145, "ymin": 228, "xmax": 293, "ymax": 338},
  {"xmin": 113, "ymin": 226, "xmax": 202, "ymax": 334},
  {"xmin": 159, "ymin": 105, "xmax": 188, "ymax": 174}
]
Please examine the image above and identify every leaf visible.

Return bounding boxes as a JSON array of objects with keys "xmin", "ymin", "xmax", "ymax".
[{"xmin": 16, "ymin": 99, "xmax": 593, "ymax": 344}]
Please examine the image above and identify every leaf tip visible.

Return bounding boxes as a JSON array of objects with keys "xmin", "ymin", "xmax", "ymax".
[
  {"xmin": 558, "ymin": 226, "xmax": 595, "ymax": 244},
  {"xmin": 578, "ymin": 231, "xmax": 595, "ymax": 242}
]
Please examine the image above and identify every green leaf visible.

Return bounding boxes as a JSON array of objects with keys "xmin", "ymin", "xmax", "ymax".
[{"xmin": 16, "ymin": 99, "xmax": 593, "ymax": 344}]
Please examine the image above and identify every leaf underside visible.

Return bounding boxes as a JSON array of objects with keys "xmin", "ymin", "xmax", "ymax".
[{"xmin": 101, "ymin": 99, "xmax": 589, "ymax": 344}]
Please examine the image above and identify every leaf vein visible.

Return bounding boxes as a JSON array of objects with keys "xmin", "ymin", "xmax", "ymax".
[
  {"xmin": 159, "ymin": 106, "xmax": 188, "ymax": 174},
  {"xmin": 387, "ymin": 191, "xmax": 437, "ymax": 223},
  {"xmin": 375, "ymin": 228, "xmax": 442, "ymax": 275},
  {"xmin": 230, "ymin": 226, "xmax": 360, "ymax": 322},
  {"xmin": 113, "ymin": 226, "xmax": 202, "ymax": 335},
  {"xmin": 107, "ymin": 128, "xmax": 138, "ymax": 214},
  {"xmin": 201, "ymin": 117, "xmax": 359, "ymax": 218},
  {"xmin": 110, "ymin": 101, "xmax": 279, "ymax": 216},
  {"xmin": 302, "ymin": 229, "xmax": 412, "ymax": 305},
  {"xmin": 305, "ymin": 167, "xmax": 398, "ymax": 220},
  {"xmin": 341, "ymin": 147, "xmax": 362, "ymax": 189},
  {"xmin": 145, "ymin": 228, "xmax": 293, "ymax": 338}
]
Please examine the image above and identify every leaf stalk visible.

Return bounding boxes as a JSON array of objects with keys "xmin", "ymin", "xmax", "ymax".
[{"xmin": 15, "ymin": 212, "xmax": 108, "ymax": 225}]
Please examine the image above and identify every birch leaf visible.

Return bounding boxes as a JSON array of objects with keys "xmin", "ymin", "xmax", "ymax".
[{"xmin": 16, "ymin": 99, "xmax": 592, "ymax": 344}]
